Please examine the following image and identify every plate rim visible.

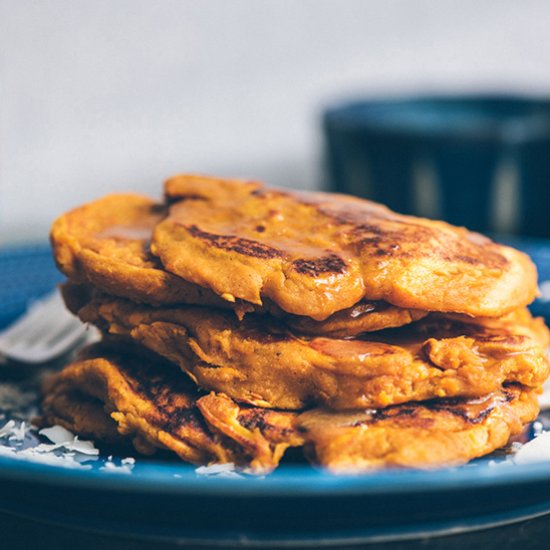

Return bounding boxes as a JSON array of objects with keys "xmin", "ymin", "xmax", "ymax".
[{"xmin": 1, "ymin": 452, "xmax": 550, "ymax": 497}]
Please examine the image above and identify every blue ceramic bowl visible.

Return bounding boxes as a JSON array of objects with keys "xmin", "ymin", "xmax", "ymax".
[{"xmin": 324, "ymin": 95, "xmax": 550, "ymax": 237}]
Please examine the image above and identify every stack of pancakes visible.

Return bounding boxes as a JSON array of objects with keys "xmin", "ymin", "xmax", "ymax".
[{"xmin": 41, "ymin": 174, "xmax": 550, "ymax": 474}]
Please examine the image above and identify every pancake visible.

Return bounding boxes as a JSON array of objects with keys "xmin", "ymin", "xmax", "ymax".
[
  {"xmin": 50, "ymin": 193, "xmax": 235, "ymax": 309},
  {"xmin": 51, "ymin": 193, "xmax": 424, "ymax": 333},
  {"xmin": 40, "ymin": 343, "xmax": 302, "ymax": 473},
  {"xmin": 39, "ymin": 344, "xmax": 540, "ymax": 472},
  {"xmin": 151, "ymin": 174, "xmax": 537, "ymax": 320},
  {"xmin": 298, "ymin": 386, "xmax": 539, "ymax": 472},
  {"xmin": 68, "ymin": 287, "xmax": 550, "ymax": 410}
]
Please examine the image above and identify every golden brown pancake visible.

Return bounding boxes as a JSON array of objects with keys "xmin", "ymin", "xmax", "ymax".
[
  {"xmin": 40, "ymin": 344, "xmax": 540, "ymax": 472},
  {"xmin": 152, "ymin": 174, "xmax": 538, "ymax": 320},
  {"xmin": 298, "ymin": 386, "xmax": 539, "ymax": 472},
  {"xmin": 51, "ymin": 193, "xmax": 424, "ymax": 333},
  {"xmin": 40, "ymin": 343, "xmax": 302, "ymax": 473},
  {"xmin": 68, "ymin": 287, "xmax": 550, "ymax": 410},
  {"xmin": 50, "ymin": 193, "xmax": 233, "ymax": 309}
]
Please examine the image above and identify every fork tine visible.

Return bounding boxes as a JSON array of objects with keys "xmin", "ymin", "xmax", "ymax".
[
  {"xmin": 0, "ymin": 292, "xmax": 67, "ymax": 345},
  {"xmin": 16, "ymin": 314, "xmax": 66, "ymax": 346},
  {"xmin": 6, "ymin": 324, "xmax": 86, "ymax": 363},
  {"xmin": 42, "ymin": 324, "xmax": 87, "ymax": 357},
  {"xmin": 16, "ymin": 316, "xmax": 75, "ymax": 350},
  {"xmin": 0, "ymin": 290, "xmax": 86, "ymax": 363},
  {"xmin": 43, "ymin": 317, "xmax": 84, "ymax": 347},
  {"xmin": 0, "ymin": 308, "xmax": 50, "ymax": 345}
]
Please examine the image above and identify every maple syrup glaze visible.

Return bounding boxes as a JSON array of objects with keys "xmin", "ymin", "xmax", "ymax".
[{"xmin": 96, "ymin": 225, "xmax": 153, "ymax": 241}]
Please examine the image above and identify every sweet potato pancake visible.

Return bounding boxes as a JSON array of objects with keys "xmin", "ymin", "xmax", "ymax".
[
  {"xmin": 152, "ymin": 174, "xmax": 537, "ymax": 320},
  {"xmin": 40, "ymin": 343, "xmax": 302, "ymax": 473},
  {"xmin": 298, "ymin": 385, "xmax": 539, "ymax": 472},
  {"xmin": 40, "ymin": 344, "xmax": 539, "ymax": 473},
  {"xmin": 66, "ymin": 286, "xmax": 550, "ymax": 410},
  {"xmin": 50, "ymin": 193, "xmax": 230, "ymax": 308},
  {"xmin": 51, "ymin": 193, "xmax": 425, "ymax": 334}
]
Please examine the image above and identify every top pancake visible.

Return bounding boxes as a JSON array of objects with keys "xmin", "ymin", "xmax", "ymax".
[
  {"xmin": 51, "ymin": 193, "xmax": 427, "ymax": 335},
  {"xmin": 152, "ymin": 174, "xmax": 538, "ymax": 320}
]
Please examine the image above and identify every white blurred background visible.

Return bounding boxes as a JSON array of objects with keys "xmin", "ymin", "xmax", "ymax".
[{"xmin": 2, "ymin": 0, "xmax": 550, "ymax": 240}]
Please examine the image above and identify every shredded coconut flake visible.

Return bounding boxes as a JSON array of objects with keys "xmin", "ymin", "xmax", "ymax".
[
  {"xmin": 514, "ymin": 431, "xmax": 550, "ymax": 464},
  {"xmin": 38, "ymin": 425, "xmax": 99, "ymax": 456},
  {"xmin": 39, "ymin": 425, "xmax": 76, "ymax": 445},
  {"xmin": 101, "ymin": 461, "xmax": 132, "ymax": 474},
  {"xmin": 8, "ymin": 421, "xmax": 27, "ymax": 441},
  {"xmin": 67, "ymin": 437, "xmax": 100, "ymax": 456},
  {"xmin": 196, "ymin": 463, "xmax": 236, "ymax": 475},
  {"xmin": 195, "ymin": 463, "xmax": 242, "ymax": 478},
  {"xmin": 533, "ymin": 421, "xmax": 544, "ymax": 437},
  {"xmin": 0, "ymin": 420, "xmax": 16, "ymax": 438},
  {"xmin": 0, "ymin": 435, "xmax": 92, "ymax": 470}
]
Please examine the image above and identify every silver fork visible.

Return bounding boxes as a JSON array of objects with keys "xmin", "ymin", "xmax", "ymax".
[{"xmin": 0, "ymin": 290, "xmax": 91, "ymax": 364}]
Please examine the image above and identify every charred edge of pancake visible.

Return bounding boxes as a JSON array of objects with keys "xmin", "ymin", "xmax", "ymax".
[
  {"xmin": 89, "ymin": 342, "xmax": 201, "ymax": 400},
  {"xmin": 118, "ymin": 354, "xmax": 198, "ymax": 399},
  {"xmin": 150, "ymin": 203, "xmax": 168, "ymax": 215},
  {"xmin": 237, "ymin": 408, "xmax": 296, "ymax": 439},
  {"xmin": 85, "ymin": 346, "xmax": 256, "ymax": 459},
  {"xmin": 352, "ymin": 221, "xmax": 441, "ymax": 258},
  {"xmin": 115, "ymin": 354, "xmax": 215, "ymax": 435},
  {"xmin": 185, "ymin": 224, "xmax": 283, "ymax": 259},
  {"xmin": 162, "ymin": 408, "xmax": 206, "ymax": 433},
  {"xmin": 292, "ymin": 254, "xmax": 347, "ymax": 277},
  {"xmin": 352, "ymin": 390, "xmax": 516, "ymax": 427}
]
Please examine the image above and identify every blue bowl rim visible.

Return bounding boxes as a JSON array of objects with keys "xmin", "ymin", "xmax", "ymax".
[{"xmin": 323, "ymin": 93, "xmax": 550, "ymax": 142}]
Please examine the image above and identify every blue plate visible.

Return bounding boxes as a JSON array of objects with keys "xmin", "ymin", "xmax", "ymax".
[{"xmin": 0, "ymin": 242, "xmax": 550, "ymax": 546}]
